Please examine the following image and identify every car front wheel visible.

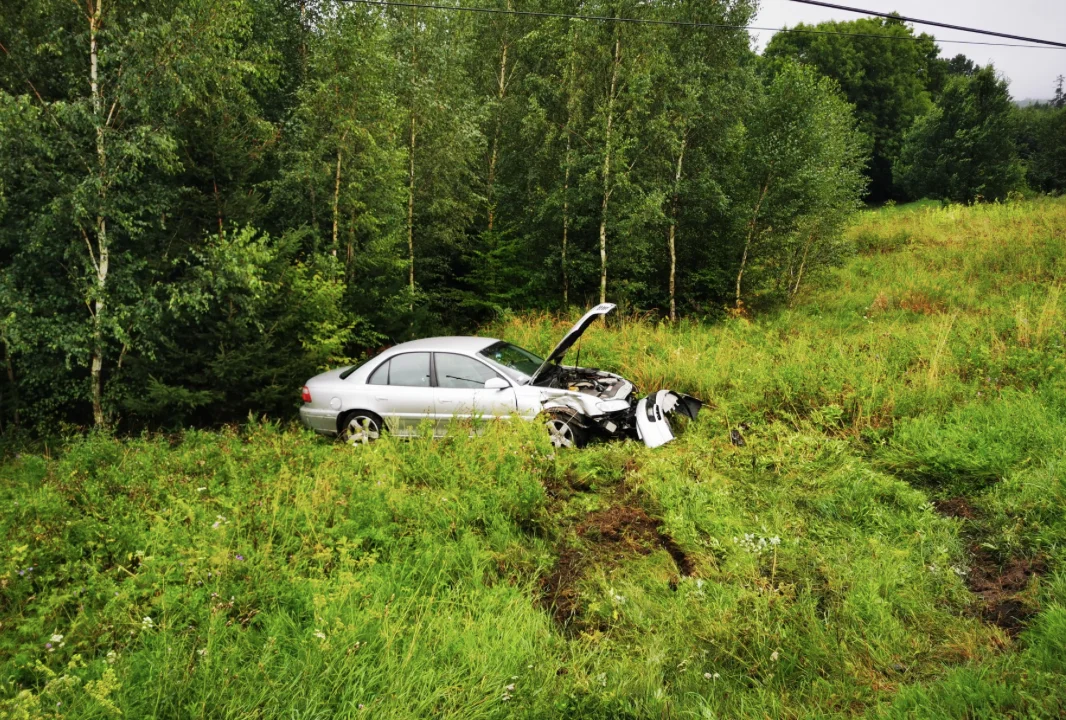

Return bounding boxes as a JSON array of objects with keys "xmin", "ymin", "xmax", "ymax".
[
  {"xmin": 545, "ymin": 409, "xmax": 588, "ymax": 449},
  {"xmin": 340, "ymin": 411, "xmax": 382, "ymax": 445}
]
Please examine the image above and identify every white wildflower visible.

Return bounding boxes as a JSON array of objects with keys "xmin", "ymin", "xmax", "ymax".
[
  {"xmin": 141, "ymin": 616, "xmax": 154, "ymax": 629},
  {"xmin": 314, "ymin": 630, "xmax": 327, "ymax": 640},
  {"xmin": 735, "ymin": 532, "xmax": 783, "ymax": 554},
  {"xmin": 50, "ymin": 634, "xmax": 64, "ymax": 644},
  {"xmin": 770, "ymin": 650, "xmax": 779, "ymax": 662}
]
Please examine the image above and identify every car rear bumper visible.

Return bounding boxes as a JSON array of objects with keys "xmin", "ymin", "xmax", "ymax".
[{"xmin": 300, "ymin": 405, "xmax": 339, "ymax": 435}]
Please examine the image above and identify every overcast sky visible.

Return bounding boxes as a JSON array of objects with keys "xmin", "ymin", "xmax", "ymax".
[{"xmin": 750, "ymin": 0, "xmax": 1066, "ymax": 100}]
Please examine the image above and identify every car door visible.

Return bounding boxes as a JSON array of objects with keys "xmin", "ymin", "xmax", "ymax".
[
  {"xmin": 433, "ymin": 352, "xmax": 517, "ymax": 433},
  {"xmin": 365, "ymin": 352, "xmax": 434, "ymax": 436}
]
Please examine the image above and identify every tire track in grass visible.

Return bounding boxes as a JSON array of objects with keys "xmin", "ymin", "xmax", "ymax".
[
  {"xmin": 537, "ymin": 459, "xmax": 693, "ymax": 634},
  {"xmin": 934, "ymin": 496, "xmax": 1045, "ymax": 636}
]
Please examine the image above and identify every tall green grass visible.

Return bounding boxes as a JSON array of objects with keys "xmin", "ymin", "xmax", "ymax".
[{"xmin": 3, "ymin": 198, "xmax": 1066, "ymax": 718}]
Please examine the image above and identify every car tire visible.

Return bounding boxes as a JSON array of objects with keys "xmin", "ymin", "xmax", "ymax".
[
  {"xmin": 545, "ymin": 409, "xmax": 588, "ymax": 449},
  {"xmin": 339, "ymin": 410, "xmax": 383, "ymax": 445}
]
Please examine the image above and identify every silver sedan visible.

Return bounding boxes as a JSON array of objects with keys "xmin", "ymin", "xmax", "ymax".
[{"xmin": 299, "ymin": 304, "xmax": 700, "ymax": 448}]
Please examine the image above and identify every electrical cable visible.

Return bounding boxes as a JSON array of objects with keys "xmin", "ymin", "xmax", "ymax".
[
  {"xmin": 341, "ymin": 0, "xmax": 1066, "ymax": 49},
  {"xmin": 787, "ymin": 0, "xmax": 1066, "ymax": 49}
]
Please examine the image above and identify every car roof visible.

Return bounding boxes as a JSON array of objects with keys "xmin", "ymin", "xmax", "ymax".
[{"xmin": 384, "ymin": 336, "xmax": 500, "ymax": 354}]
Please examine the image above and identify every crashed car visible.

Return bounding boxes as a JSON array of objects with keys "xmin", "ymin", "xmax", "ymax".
[{"xmin": 299, "ymin": 303, "xmax": 701, "ymax": 448}]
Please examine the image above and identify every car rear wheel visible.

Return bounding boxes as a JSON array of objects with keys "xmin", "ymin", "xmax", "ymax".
[
  {"xmin": 340, "ymin": 411, "xmax": 382, "ymax": 445},
  {"xmin": 546, "ymin": 409, "xmax": 588, "ymax": 449}
]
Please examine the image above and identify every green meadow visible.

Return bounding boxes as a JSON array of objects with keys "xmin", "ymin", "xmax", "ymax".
[{"xmin": 3, "ymin": 199, "xmax": 1066, "ymax": 719}]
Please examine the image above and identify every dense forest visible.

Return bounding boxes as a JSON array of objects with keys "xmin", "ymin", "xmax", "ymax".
[{"xmin": 0, "ymin": 0, "xmax": 1063, "ymax": 432}]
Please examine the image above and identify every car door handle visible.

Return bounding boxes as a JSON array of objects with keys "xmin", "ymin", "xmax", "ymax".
[
  {"xmin": 438, "ymin": 398, "xmax": 455, "ymax": 403},
  {"xmin": 375, "ymin": 396, "xmax": 389, "ymax": 401}
]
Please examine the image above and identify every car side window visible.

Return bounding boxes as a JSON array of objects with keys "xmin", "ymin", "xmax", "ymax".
[
  {"xmin": 368, "ymin": 360, "xmax": 390, "ymax": 386},
  {"xmin": 387, "ymin": 352, "xmax": 431, "ymax": 387},
  {"xmin": 436, "ymin": 353, "xmax": 501, "ymax": 389}
]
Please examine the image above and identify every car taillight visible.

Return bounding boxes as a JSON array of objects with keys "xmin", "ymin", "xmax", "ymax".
[{"xmin": 301, "ymin": 386, "xmax": 312, "ymax": 403}]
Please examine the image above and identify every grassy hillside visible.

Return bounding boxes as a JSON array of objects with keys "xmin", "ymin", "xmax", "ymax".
[{"xmin": 3, "ymin": 199, "xmax": 1066, "ymax": 718}]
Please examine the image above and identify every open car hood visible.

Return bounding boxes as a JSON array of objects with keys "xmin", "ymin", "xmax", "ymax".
[{"xmin": 528, "ymin": 303, "xmax": 615, "ymax": 384}]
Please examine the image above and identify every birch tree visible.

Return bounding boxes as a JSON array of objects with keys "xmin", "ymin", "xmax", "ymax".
[
  {"xmin": 648, "ymin": 0, "xmax": 756, "ymax": 320},
  {"xmin": 596, "ymin": 19, "xmax": 622, "ymax": 305},
  {"xmin": 389, "ymin": 3, "xmax": 481, "ymax": 314},
  {"xmin": 0, "ymin": 0, "xmax": 274, "ymax": 426},
  {"xmin": 734, "ymin": 61, "xmax": 867, "ymax": 310}
]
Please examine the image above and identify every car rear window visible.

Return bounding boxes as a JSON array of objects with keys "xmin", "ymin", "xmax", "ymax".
[
  {"xmin": 368, "ymin": 360, "xmax": 389, "ymax": 385},
  {"xmin": 339, "ymin": 358, "xmax": 370, "ymax": 380}
]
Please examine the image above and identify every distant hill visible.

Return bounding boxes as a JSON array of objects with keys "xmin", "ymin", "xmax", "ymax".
[{"xmin": 1016, "ymin": 98, "xmax": 1053, "ymax": 108}]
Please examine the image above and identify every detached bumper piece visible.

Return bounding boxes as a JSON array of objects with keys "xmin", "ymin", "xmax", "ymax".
[{"xmin": 635, "ymin": 390, "xmax": 703, "ymax": 448}]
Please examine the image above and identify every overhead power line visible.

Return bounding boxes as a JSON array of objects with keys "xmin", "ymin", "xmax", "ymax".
[
  {"xmin": 342, "ymin": 0, "xmax": 1066, "ymax": 49},
  {"xmin": 788, "ymin": 0, "xmax": 1066, "ymax": 49}
]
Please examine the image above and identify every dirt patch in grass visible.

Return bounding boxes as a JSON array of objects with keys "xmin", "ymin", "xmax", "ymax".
[
  {"xmin": 968, "ymin": 547, "xmax": 1045, "ymax": 635},
  {"xmin": 898, "ymin": 291, "xmax": 946, "ymax": 315},
  {"xmin": 931, "ymin": 496, "xmax": 1044, "ymax": 635},
  {"xmin": 540, "ymin": 546, "xmax": 587, "ymax": 630},
  {"xmin": 578, "ymin": 505, "xmax": 658, "ymax": 546},
  {"xmin": 539, "ymin": 503, "xmax": 694, "ymax": 633},
  {"xmin": 539, "ymin": 459, "xmax": 694, "ymax": 632},
  {"xmin": 866, "ymin": 289, "xmax": 947, "ymax": 317},
  {"xmin": 577, "ymin": 505, "xmax": 694, "ymax": 576},
  {"xmin": 934, "ymin": 496, "xmax": 977, "ymax": 519}
]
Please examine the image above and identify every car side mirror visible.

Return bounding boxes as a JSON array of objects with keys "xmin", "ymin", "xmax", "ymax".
[{"xmin": 484, "ymin": 377, "xmax": 509, "ymax": 391}]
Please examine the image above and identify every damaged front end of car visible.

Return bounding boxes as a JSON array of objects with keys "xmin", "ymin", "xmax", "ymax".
[
  {"xmin": 530, "ymin": 303, "xmax": 702, "ymax": 448},
  {"xmin": 542, "ymin": 385, "xmax": 702, "ymax": 448}
]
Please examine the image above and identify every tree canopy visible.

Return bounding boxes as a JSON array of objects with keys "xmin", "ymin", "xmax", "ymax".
[
  {"xmin": 764, "ymin": 15, "xmax": 940, "ymax": 202},
  {"xmin": 897, "ymin": 67, "xmax": 1024, "ymax": 204},
  {"xmin": 1, "ymin": 0, "xmax": 874, "ymax": 432}
]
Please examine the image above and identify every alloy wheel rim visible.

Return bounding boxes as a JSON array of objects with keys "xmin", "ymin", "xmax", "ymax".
[
  {"xmin": 547, "ymin": 419, "xmax": 575, "ymax": 448},
  {"xmin": 345, "ymin": 416, "xmax": 380, "ymax": 445}
]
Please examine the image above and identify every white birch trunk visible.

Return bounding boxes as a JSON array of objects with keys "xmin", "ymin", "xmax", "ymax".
[
  {"xmin": 789, "ymin": 232, "xmax": 816, "ymax": 306},
  {"xmin": 560, "ymin": 40, "xmax": 578, "ymax": 308},
  {"xmin": 735, "ymin": 171, "xmax": 772, "ymax": 311},
  {"xmin": 561, "ymin": 132, "xmax": 572, "ymax": 308},
  {"xmin": 332, "ymin": 131, "xmax": 348, "ymax": 259},
  {"xmin": 599, "ymin": 29, "xmax": 621, "ymax": 305},
  {"xmin": 486, "ymin": 20, "xmax": 509, "ymax": 233},
  {"xmin": 407, "ymin": 114, "xmax": 416, "ymax": 300},
  {"xmin": 668, "ymin": 132, "xmax": 687, "ymax": 323},
  {"xmin": 89, "ymin": 0, "xmax": 108, "ymax": 427}
]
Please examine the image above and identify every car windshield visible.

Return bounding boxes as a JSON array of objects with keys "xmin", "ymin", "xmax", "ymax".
[{"xmin": 479, "ymin": 341, "xmax": 544, "ymax": 380}]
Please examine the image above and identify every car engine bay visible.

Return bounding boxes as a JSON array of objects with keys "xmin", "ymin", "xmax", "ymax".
[{"xmin": 534, "ymin": 365, "xmax": 633, "ymax": 401}]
